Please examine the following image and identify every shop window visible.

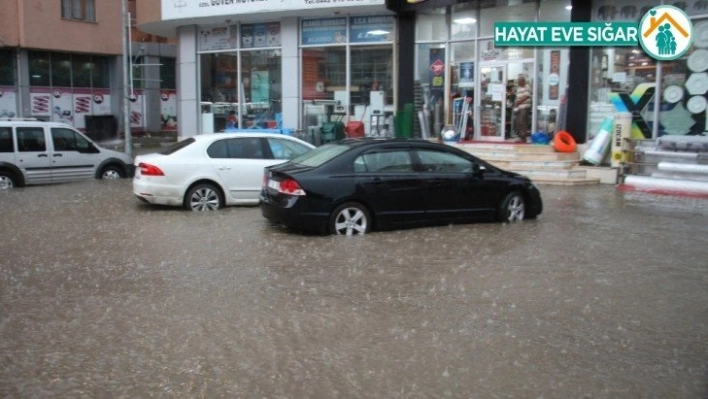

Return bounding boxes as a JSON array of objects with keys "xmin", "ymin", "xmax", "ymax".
[
  {"xmin": 302, "ymin": 48, "xmax": 346, "ymax": 102},
  {"xmin": 480, "ymin": 0, "xmax": 536, "ymax": 38},
  {"xmin": 451, "ymin": 3, "xmax": 477, "ymax": 41},
  {"xmin": 655, "ymin": 17, "xmax": 708, "ymax": 137},
  {"xmin": 450, "ymin": 42, "xmax": 475, "ymax": 136},
  {"xmin": 132, "ymin": 56, "xmax": 144, "ymax": 90},
  {"xmin": 350, "ymin": 46, "xmax": 393, "ymax": 106},
  {"xmin": 416, "ymin": 8, "xmax": 447, "ymax": 42},
  {"xmin": 241, "ymin": 50, "xmax": 281, "ymax": 129},
  {"xmin": 91, "ymin": 56, "xmax": 110, "ymax": 89},
  {"xmin": 539, "ymin": 0, "xmax": 572, "ymax": 22},
  {"xmin": 588, "ymin": 47, "xmax": 658, "ymax": 139},
  {"xmin": 160, "ymin": 58, "xmax": 176, "ymax": 89},
  {"xmin": 29, "ymin": 51, "xmax": 50, "ymax": 87},
  {"xmin": 61, "ymin": 0, "xmax": 95, "ymax": 22},
  {"xmin": 52, "ymin": 53, "xmax": 72, "ymax": 88},
  {"xmin": 0, "ymin": 50, "xmax": 14, "ymax": 86},
  {"xmin": 72, "ymin": 54, "xmax": 92, "ymax": 88}
]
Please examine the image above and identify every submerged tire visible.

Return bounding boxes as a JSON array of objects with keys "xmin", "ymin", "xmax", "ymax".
[
  {"xmin": 0, "ymin": 171, "xmax": 16, "ymax": 189},
  {"xmin": 329, "ymin": 202, "xmax": 371, "ymax": 235},
  {"xmin": 100, "ymin": 165, "xmax": 124, "ymax": 179},
  {"xmin": 185, "ymin": 183, "xmax": 223, "ymax": 211},
  {"xmin": 498, "ymin": 191, "xmax": 525, "ymax": 223}
]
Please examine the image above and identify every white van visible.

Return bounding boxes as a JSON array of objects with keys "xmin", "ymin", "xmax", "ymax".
[{"xmin": 0, "ymin": 119, "xmax": 134, "ymax": 189}]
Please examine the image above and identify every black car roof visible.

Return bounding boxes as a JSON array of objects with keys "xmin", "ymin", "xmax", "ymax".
[{"xmin": 337, "ymin": 137, "xmax": 438, "ymax": 148}]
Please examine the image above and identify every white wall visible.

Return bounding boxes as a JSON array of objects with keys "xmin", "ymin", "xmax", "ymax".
[
  {"xmin": 177, "ymin": 25, "xmax": 199, "ymax": 138},
  {"xmin": 280, "ymin": 17, "xmax": 300, "ymax": 130}
]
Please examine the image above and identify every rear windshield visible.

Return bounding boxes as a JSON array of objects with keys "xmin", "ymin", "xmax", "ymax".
[
  {"xmin": 159, "ymin": 137, "xmax": 195, "ymax": 155},
  {"xmin": 289, "ymin": 143, "xmax": 349, "ymax": 167}
]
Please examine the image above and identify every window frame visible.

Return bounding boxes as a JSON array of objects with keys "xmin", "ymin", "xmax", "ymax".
[{"xmin": 61, "ymin": 0, "xmax": 96, "ymax": 22}]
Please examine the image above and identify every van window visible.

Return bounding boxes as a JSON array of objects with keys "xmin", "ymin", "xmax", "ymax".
[
  {"xmin": 51, "ymin": 128, "xmax": 90, "ymax": 151},
  {"xmin": 0, "ymin": 127, "xmax": 13, "ymax": 152},
  {"xmin": 17, "ymin": 127, "xmax": 46, "ymax": 152},
  {"xmin": 52, "ymin": 128, "xmax": 77, "ymax": 151}
]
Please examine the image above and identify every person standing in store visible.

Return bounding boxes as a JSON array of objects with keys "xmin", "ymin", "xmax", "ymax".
[{"xmin": 513, "ymin": 75, "xmax": 532, "ymax": 143}]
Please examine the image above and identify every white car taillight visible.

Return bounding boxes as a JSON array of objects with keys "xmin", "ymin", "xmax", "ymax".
[{"xmin": 138, "ymin": 162, "xmax": 164, "ymax": 176}]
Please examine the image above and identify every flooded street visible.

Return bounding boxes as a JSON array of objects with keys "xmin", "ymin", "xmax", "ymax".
[{"xmin": 1, "ymin": 181, "xmax": 706, "ymax": 397}]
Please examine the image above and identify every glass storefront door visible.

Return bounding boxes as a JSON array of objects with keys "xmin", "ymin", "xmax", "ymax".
[
  {"xmin": 476, "ymin": 60, "xmax": 534, "ymax": 141},
  {"xmin": 478, "ymin": 64, "xmax": 507, "ymax": 140}
]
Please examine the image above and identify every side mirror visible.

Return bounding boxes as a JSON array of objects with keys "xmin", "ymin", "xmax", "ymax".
[{"xmin": 471, "ymin": 162, "xmax": 481, "ymax": 177}]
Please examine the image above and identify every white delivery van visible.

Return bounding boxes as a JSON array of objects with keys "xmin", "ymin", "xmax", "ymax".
[{"xmin": 0, "ymin": 119, "xmax": 134, "ymax": 188}]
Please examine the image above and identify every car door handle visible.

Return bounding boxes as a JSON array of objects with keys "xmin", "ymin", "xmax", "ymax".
[
  {"xmin": 426, "ymin": 178, "xmax": 445, "ymax": 186},
  {"xmin": 217, "ymin": 166, "xmax": 231, "ymax": 170},
  {"xmin": 38, "ymin": 154, "xmax": 48, "ymax": 158},
  {"xmin": 53, "ymin": 154, "xmax": 62, "ymax": 157}
]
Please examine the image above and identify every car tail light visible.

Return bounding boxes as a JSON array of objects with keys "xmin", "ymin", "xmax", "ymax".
[
  {"xmin": 138, "ymin": 162, "xmax": 164, "ymax": 176},
  {"xmin": 279, "ymin": 178, "xmax": 306, "ymax": 196}
]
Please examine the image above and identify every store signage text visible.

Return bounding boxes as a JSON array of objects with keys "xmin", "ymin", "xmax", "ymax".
[
  {"xmin": 494, "ymin": 22, "xmax": 639, "ymax": 46},
  {"xmin": 200, "ymin": 0, "xmax": 266, "ymax": 6},
  {"xmin": 165, "ymin": 0, "xmax": 385, "ymax": 20}
]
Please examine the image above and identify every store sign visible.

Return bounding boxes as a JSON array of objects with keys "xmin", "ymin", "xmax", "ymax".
[
  {"xmin": 163, "ymin": 0, "xmax": 385, "ymax": 20},
  {"xmin": 349, "ymin": 16, "xmax": 394, "ymax": 43},
  {"xmin": 241, "ymin": 22, "xmax": 281, "ymax": 48},
  {"xmin": 199, "ymin": 24, "xmax": 238, "ymax": 51},
  {"xmin": 494, "ymin": 6, "xmax": 694, "ymax": 61},
  {"xmin": 428, "ymin": 48, "xmax": 445, "ymax": 103},
  {"xmin": 301, "ymin": 18, "xmax": 347, "ymax": 45},
  {"xmin": 494, "ymin": 22, "xmax": 639, "ymax": 46}
]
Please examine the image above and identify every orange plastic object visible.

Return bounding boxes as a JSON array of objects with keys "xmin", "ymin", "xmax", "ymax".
[
  {"xmin": 346, "ymin": 121, "xmax": 365, "ymax": 138},
  {"xmin": 553, "ymin": 130, "xmax": 577, "ymax": 153}
]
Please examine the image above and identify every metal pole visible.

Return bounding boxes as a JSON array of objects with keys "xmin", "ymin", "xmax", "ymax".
[{"xmin": 122, "ymin": 0, "xmax": 132, "ymax": 156}]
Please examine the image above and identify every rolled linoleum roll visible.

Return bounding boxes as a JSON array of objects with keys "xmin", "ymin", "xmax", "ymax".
[
  {"xmin": 657, "ymin": 162, "xmax": 708, "ymax": 175},
  {"xmin": 624, "ymin": 175, "xmax": 708, "ymax": 194}
]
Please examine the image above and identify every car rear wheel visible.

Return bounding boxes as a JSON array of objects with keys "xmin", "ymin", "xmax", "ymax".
[
  {"xmin": 498, "ymin": 191, "xmax": 525, "ymax": 223},
  {"xmin": 185, "ymin": 183, "xmax": 222, "ymax": 211},
  {"xmin": 0, "ymin": 172, "xmax": 16, "ymax": 189},
  {"xmin": 329, "ymin": 202, "xmax": 371, "ymax": 235},
  {"xmin": 100, "ymin": 165, "xmax": 124, "ymax": 179}
]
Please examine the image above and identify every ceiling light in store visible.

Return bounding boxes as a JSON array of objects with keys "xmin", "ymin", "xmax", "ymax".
[
  {"xmin": 454, "ymin": 17, "xmax": 477, "ymax": 24},
  {"xmin": 565, "ymin": 5, "xmax": 572, "ymax": 10},
  {"xmin": 368, "ymin": 30, "xmax": 390, "ymax": 35}
]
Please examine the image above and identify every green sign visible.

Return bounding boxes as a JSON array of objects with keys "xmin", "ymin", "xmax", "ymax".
[{"xmin": 494, "ymin": 22, "xmax": 639, "ymax": 46}]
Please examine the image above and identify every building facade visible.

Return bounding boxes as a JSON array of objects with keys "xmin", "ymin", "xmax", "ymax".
[
  {"xmin": 136, "ymin": 0, "xmax": 707, "ymax": 144},
  {"xmin": 0, "ymin": 0, "xmax": 176, "ymax": 139}
]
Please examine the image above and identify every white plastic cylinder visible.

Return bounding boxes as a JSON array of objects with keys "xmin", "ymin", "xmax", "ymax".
[
  {"xmin": 583, "ymin": 117, "xmax": 613, "ymax": 165},
  {"xmin": 624, "ymin": 175, "xmax": 708, "ymax": 194},
  {"xmin": 658, "ymin": 162, "xmax": 708, "ymax": 175}
]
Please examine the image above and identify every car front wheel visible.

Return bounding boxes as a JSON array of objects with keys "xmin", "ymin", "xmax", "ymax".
[
  {"xmin": 185, "ymin": 183, "xmax": 222, "ymax": 211},
  {"xmin": 329, "ymin": 202, "xmax": 371, "ymax": 235},
  {"xmin": 100, "ymin": 165, "xmax": 124, "ymax": 179},
  {"xmin": 498, "ymin": 191, "xmax": 525, "ymax": 223},
  {"xmin": 0, "ymin": 172, "xmax": 16, "ymax": 189}
]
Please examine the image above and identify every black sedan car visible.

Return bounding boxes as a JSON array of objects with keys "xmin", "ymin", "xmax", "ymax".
[{"xmin": 260, "ymin": 138, "xmax": 543, "ymax": 235}]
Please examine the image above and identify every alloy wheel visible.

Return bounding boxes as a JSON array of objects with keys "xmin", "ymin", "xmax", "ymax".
[
  {"xmin": 333, "ymin": 206, "xmax": 369, "ymax": 235},
  {"xmin": 189, "ymin": 187, "xmax": 221, "ymax": 211}
]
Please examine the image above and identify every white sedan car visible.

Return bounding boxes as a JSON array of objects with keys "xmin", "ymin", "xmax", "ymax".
[{"xmin": 133, "ymin": 132, "xmax": 315, "ymax": 211}]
